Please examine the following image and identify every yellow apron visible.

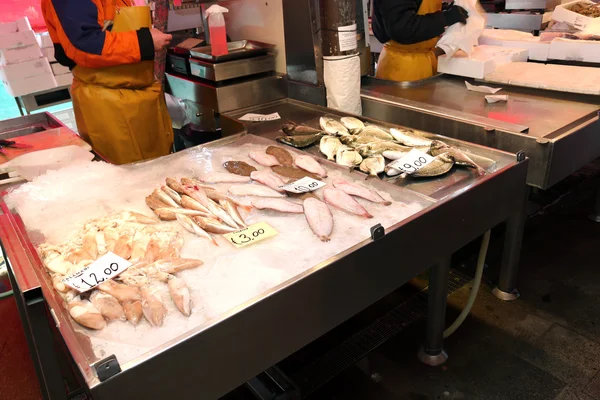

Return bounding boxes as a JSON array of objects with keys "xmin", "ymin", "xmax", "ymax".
[
  {"xmin": 71, "ymin": 5, "xmax": 173, "ymax": 165},
  {"xmin": 375, "ymin": 0, "xmax": 442, "ymax": 82}
]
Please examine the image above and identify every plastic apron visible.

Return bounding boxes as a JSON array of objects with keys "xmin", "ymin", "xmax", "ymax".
[
  {"xmin": 71, "ymin": 5, "xmax": 173, "ymax": 165},
  {"xmin": 375, "ymin": 0, "xmax": 442, "ymax": 82}
]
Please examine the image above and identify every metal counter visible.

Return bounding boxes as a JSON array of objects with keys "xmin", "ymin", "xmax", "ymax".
[
  {"xmin": 4, "ymin": 100, "xmax": 527, "ymax": 400},
  {"xmin": 361, "ymin": 75, "xmax": 600, "ymax": 189}
]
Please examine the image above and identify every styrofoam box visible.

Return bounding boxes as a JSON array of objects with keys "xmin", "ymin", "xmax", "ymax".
[
  {"xmin": 548, "ymin": 38, "xmax": 600, "ymax": 63},
  {"xmin": 501, "ymin": 39, "xmax": 550, "ymax": 61},
  {"xmin": 0, "ymin": 57, "xmax": 53, "ymax": 82},
  {"xmin": 36, "ymin": 32, "xmax": 53, "ymax": 48},
  {"xmin": 438, "ymin": 45, "xmax": 529, "ymax": 79},
  {"xmin": 0, "ymin": 70, "xmax": 57, "ymax": 97},
  {"xmin": 42, "ymin": 47, "xmax": 56, "ymax": 62},
  {"xmin": 0, "ymin": 21, "xmax": 17, "ymax": 35},
  {"xmin": 0, "ymin": 30, "xmax": 37, "ymax": 50},
  {"xmin": 553, "ymin": 0, "xmax": 600, "ymax": 30},
  {"xmin": 0, "ymin": 45, "xmax": 43, "ymax": 66},
  {"xmin": 15, "ymin": 17, "xmax": 32, "ymax": 33},
  {"xmin": 55, "ymin": 72, "xmax": 73, "ymax": 87},
  {"xmin": 51, "ymin": 62, "xmax": 70, "ymax": 76}
]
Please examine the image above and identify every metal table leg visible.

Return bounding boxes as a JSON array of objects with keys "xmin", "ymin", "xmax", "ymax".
[
  {"xmin": 418, "ymin": 257, "xmax": 450, "ymax": 366},
  {"xmin": 493, "ymin": 187, "xmax": 528, "ymax": 301}
]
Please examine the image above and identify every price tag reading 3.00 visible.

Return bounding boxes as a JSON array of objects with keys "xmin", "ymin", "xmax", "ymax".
[
  {"xmin": 62, "ymin": 252, "xmax": 132, "ymax": 292},
  {"xmin": 387, "ymin": 149, "xmax": 435, "ymax": 175},
  {"xmin": 224, "ymin": 222, "xmax": 278, "ymax": 248},
  {"xmin": 279, "ymin": 176, "xmax": 327, "ymax": 194}
]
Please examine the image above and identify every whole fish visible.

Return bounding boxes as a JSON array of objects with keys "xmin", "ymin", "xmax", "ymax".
[
  {"xmin": 271, "ymin": 165, "xmax": 320, "ymax": 180},
  {"xmin": 68, "ymin": 299, "xmax": 106, "ymax": 330},
  {"xmin": 252, "ymin": 198, "xmax": 304, "ymax": 213},
  {"xmin": 228, "ymin": 184, "xmax": 286, "ymax": 198},
  {"xmin": 323, "ymin": 188, "xmax": 373, "ymax": 218},
  {"xmin": 181, "ymin": 195, "xmax": 211, "ymax": 214},
  {"xmin": 198, "ymin": 172, "xmax": 251, "ymax": 184},
  {"xmin": 90, "ymin": 291, "xmax": 126, "ymax": 321},
  {"xmin": 166, "ymin": 177, "xmax": 187, "ymax": 194},
  {"xmin": 320, "ymin": 117, "xmax": 350, "ymax": 136},
  {"xmin": 389, "ymin": 127, "xmax": 433, "ymax": 147},
  {"xmin": 153, "ymin": 189, "xmax": 179, "ymax": 208},
  {"xmin": 294, "ymin": 155, "xmax": 328, "ymax": 178},
  {"xmin": 140, "ymin": 285, "xmax": 167, "ymax": 327},
  {"xmin": 219, "ymin": 199, "xmax": 247, "ymax": 228},
  {"xmin": 180, "ymin": 180, "xmax": 240, "ymax": 228},
  {"xmin": 194, "ymin": 216, "xmax": 239, "ymax": 234},
  {"xmin": 412, "ymin": 153, "xmax": 455, "ymax": 178},
  {"xmin": 281, "ymin": 124, "xmax": 323, "ymax": 136},
  {"xmin": 161, "ymin": 185, "xmax": 183, "ymax": 205},
  {"xmin": 266, "ymin": 146, "xmax": 294, "ymax": 166},
  {"xmin": 122, "ymin": 300, "xmax": 143, "ymax": 325},
  {"xmin": 154, "ymin": 207, "xmax": 211, "ymax": 221},
  {"xmin": 175, "ymin": 214, "xmax": 218, "ymax": 246},
  {"xmin": 336, "ymin": 146, "xmax": 363, "ymax": 168},
  {"xmin": 341, "ymin": 135, "xmax": 387, "ymax": 147},
  {"xmin": 382, "ymin": 150, "xmax": 408, "ymax": 160},
  {"xmin": 332, "ymin": 179, "xmax": 391, "ymax": 205},
  {"xmin": 429, "ymin": 140, "xmax": 489, "ymax": 173},
  {"xmin": 303, "ymin": 197, "xmax": 334, "ymax": 242},
  {"xmin": 250, "ymin": 170, "xmax": 287, "ymax": 193},
  {"xmin": 356, "ymin": 142, "xmax": 411, "ymax": 158},
  {"xmin": 340, "ymin": 117, "xmax": 365, "ymax": 134},
  {"xmin": 359, "ymin": 155, "xmax": 385, "ymax": 178},
  {"xmin": 319, "ymin": 136, "xmax": 342, "ymax": 161},
  {"xmin": 249, "ymin": 151, "xmax": 281, "ymax": 167},
  {"xmin": 223, "ymin": 161, "xmax": 257, "ymax": 176},
  {"xmin": 358, "ymin": 125, "xmax": 394, "ymax": 141},
  {"xmin": 276, "ymin": 133, "xmax": 323, "ymax": 149},
  {"xmin": 168, "ymin": 276, "xmax": 192, "ymax": 317}
]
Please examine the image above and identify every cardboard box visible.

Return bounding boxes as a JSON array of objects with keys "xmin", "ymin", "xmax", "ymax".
[
  {"xmin": 548, "ymin": 38, "xmax": 600, "ymax": 63},
  {"xmin": 36, "ymin": 32, "xmax": 53, "ymax": 48},
  {"xmin": 0, "ymin": 21, "xmax": 17, "ymax": 35},
  {"xmin": 438, "ymin": 45, "xmax": 529, "ymax": 79},
  {"xmin": 0, "ymin": 45, "xmax": 43, "ymax": 66},
  {"xmin": 0, "ymin": 70, "xmax": 57, "ymax": 97},
  {"xmin": 15, "ymin": 17, "xmax": 32, "ymax": 32},
  {"xmin": 0, "ymin": 57, "xmax": 53, "ymax": 82},
  {"xmin": 553, "ymin": 0, "xmax": 600, "ymax": 30},
  {"xmin": 55, "ymin": 72, "xmax": 73, "ymax": 87},
  {"xmin": 42, "ymin": 47, "xmax": 56, "ymax": 62},
  {"xmin": 0, "ymin": 30, "xmax": 37, "ymax": 50},
  {"xmin": 51, "ymin": 62, "xmax": 70, "ymax": 76}
]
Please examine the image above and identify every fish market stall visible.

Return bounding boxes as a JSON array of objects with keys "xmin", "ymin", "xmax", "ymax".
[
  {"xmin": 2, "ymin": 100, "xmax": 527, "ymax": 399},
  {"xmin": 361, "ymin": 75, "xmax": 600, "ymax": 191}
]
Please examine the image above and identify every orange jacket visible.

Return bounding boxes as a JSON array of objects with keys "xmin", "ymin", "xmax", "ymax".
[{"xmin": 41, "ymin": 0, "xmax": 154, "ymax": 69}]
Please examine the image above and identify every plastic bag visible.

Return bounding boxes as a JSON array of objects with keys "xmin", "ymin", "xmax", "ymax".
[
  {"xmin": 437, "ymin": 0, "xmax": 486, "ymax": 57},
  {"xmin": 164, "ymin": 93, "xmax": 188, "ymax": 129}
]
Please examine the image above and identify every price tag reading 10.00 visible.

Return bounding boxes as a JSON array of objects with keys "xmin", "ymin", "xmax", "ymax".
[
  {"xmin": 63, "ymin": 252, "xmax": 132, "ymax": 292},
  {"xmin": 224, "ymin": 222, "xmax": 278, "ymax": 248},
  {"xmin": 387, "ymin": 149, "xmax": 435, "ymax": 175},
  {"xmin": 279, "ymin": 176, "xmax": 327, "ymax": 194}
]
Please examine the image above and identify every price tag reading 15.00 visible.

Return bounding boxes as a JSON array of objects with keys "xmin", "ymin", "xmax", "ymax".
[
  {"xmin": 62, "ymin": 252, "xmax": 132, "ymax": 292},
  {"xmin": 224, "ymin": 222, "xmax": 278, "ymax": 248},
  {"xmin": 387, "ymin": 149, "xmax": 435, "ymax": 175},
  {"xmin": 279, "ymin": 176, "xmax": 327, "ymax": 194}
]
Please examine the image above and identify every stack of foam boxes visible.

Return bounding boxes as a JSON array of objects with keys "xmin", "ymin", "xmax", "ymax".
[
  {"xmin": 0, "ymin": 17, "xmax": 57, "ymax": 97},
  {"xmin": 37, "ymin": 32, "xmax": 73, "ymax": 87}
]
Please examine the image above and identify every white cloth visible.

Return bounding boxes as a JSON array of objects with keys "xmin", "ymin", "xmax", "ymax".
[
  {"xmin": 437, "ymin": 0, "xmax": 486, "ymax": 57},
  {"xmin": 323, "ymin": 54, "xmax": 362, "ymax": 115}
]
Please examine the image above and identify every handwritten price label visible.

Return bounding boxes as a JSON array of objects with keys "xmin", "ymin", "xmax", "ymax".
[
  {"xmin": 239, "ymin": 112, "xmax": 281, "ymax": 122},
  {"xmin": 387, "ymin": 149, "xmax": 435, "ymax": 175},
  {"xmin": 279, "ymin": 176, "xmax": 327, "ymax": 194},
  {"xmin": 62, "ymin": 252, "xmax": 132, "ymax": 292},
  {"xmin": 224, "ymin": 222, "xmax": 278, "ymax": 248}
]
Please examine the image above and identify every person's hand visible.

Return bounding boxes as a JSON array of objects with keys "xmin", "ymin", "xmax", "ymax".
[
  {"xmin": 443, "ymin": 5, "xmax": 469, "ymax": 27},
  {"xmin": 150, "ymin": 28, "xmax": 173, "ymax": 51}
]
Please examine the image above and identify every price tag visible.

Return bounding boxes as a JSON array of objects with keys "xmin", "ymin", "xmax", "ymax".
[
  {"xmin": 387, "ymin": 149, "xmax": 435, "ymax": 175},
  {"xmin": 239, "ymin": 112, "xmax": 281, "ymax": 122},
  {"xmin": 279, "ymin": 176, "xmax": 327, "ymax": 193},
  {"xmin": 338, "ymin": 23, "xmax": 358, "ymax": 52},
  {"xmin": 62, "ymin": 252, "xmax": 132, "ymax": 292},
  {"xmin": 224, "ymin": 222, "xmax": 278, "ymax": 248}
]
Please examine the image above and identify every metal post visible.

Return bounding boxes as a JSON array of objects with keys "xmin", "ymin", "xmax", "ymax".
[
  {"xmin": 588, "ymin": 186, "xmax": 600, "ymax": 223},
  {"xmin": 418, "ymin": 257, "xmax": 450, "ymax": 366},
  {"xmin": 493, "ymin": 186, "xmax": 528, "ymax": 301}
]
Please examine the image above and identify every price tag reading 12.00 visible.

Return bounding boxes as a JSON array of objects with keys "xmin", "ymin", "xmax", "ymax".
[
  {"xmin": 387, "ymin": 149, "xmax": 435, "ymax": 175},
  {"xmin": 62, "ymin": 252, "xmax": 132, "ymax": 292},
  {"xmin": 224, "ymin": 222, "xmax": 278, "ymax": 248},
  {"xmin": 279, "ymin": 176, "xmax": 327, "ymax": 194}
]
